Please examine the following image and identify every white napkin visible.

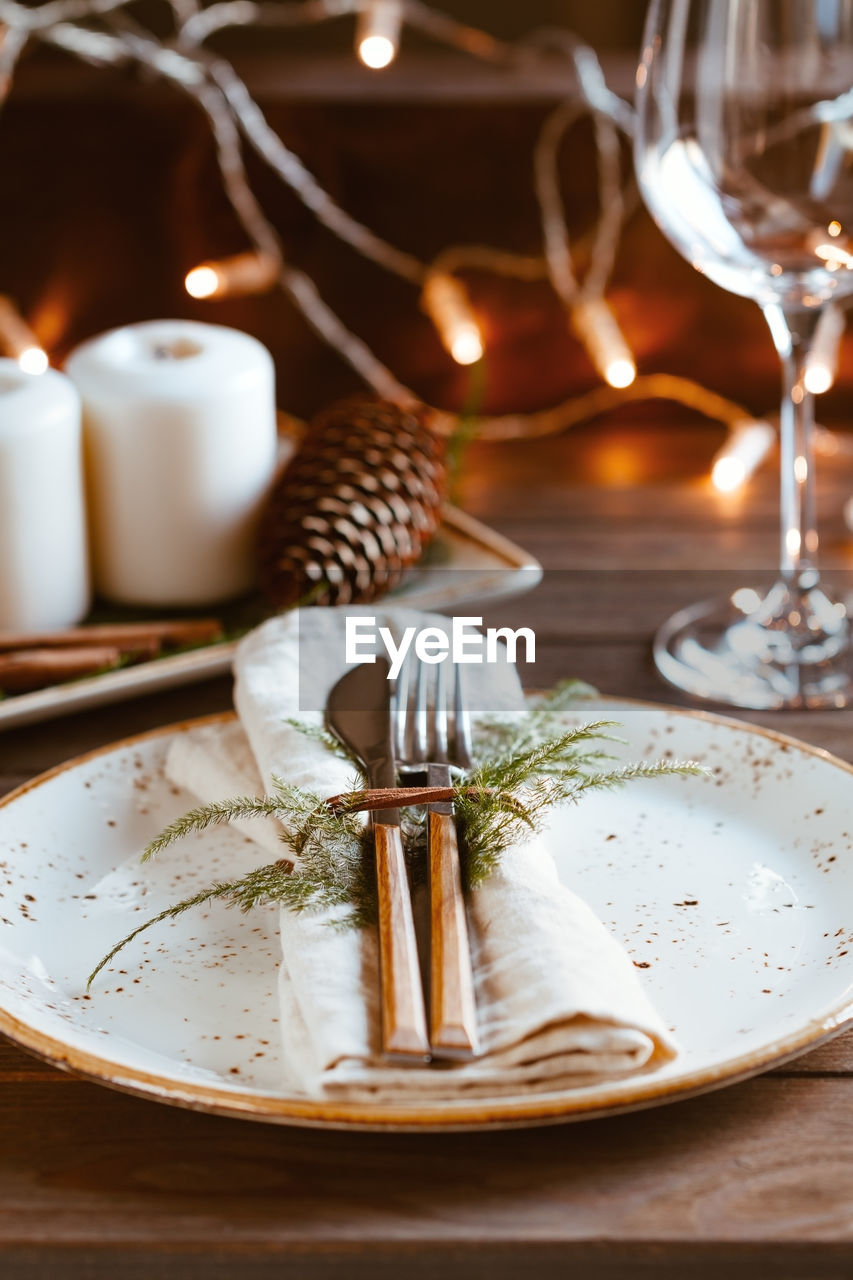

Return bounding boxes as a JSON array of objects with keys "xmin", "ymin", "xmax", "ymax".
[{"xmin": 166, "ymin": 608, "xmax": 676, "ymax": 1100}]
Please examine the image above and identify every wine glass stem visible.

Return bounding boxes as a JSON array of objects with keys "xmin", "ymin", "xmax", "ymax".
[{"xmin": 762, "ymin": 304, "xmax": 823, "ymax": 592}]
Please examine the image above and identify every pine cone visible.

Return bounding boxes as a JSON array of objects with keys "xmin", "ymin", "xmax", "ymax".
[{"xmin": 257, "ymin": 396, "xmax": 447, "ymax": 609}]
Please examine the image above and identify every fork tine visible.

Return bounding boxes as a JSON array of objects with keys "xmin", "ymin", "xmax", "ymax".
[
  {"xmin": 413, "ymin": 651, "xmax": 429, "ymax": 763},
  {"xmin": 433, "ymin": 660, "xmax": 449, "ymax": 762},
  {"xmin": 393, "ymin": 651, "xmax": 412, "ymax": 762},
  {"xmin": 452, "ymin": 662, "xmax": 474, "ymax": 769}
]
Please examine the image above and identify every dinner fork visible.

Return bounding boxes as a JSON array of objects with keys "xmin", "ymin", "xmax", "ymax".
[{"xmin": 395, "ymin": 655, "xmax": 480, "ymax": 1059}]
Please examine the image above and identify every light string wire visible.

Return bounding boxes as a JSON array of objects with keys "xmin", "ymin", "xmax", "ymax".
[
  {"xmin": 0, "ymin": 0, "xmax": 825, "ymax": 462},
  {"xmin": 106, "ymin": 9, "xmax": 420, "ymax": 399}
]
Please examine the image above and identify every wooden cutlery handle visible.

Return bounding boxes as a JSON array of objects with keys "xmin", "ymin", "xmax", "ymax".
[
  {"xmin": 428, "ymin": 810, "xmax": 480, "ymax": 1058},
  {"xmin": 374, "ymin": 823, "xmax": 430, "ymax": 1060}
]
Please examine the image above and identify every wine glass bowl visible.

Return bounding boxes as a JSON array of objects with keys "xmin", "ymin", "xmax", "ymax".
[{"xmin": 635, "ymin": 0, "xmax": 853, "ymax": 708}]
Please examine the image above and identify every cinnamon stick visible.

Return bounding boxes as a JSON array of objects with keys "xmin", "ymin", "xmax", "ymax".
[
  {"xmin": 0, "ymin": 647, "xmax": 129, "ymax": 693},
  {"xmin": 0, "ymin": 618, "xmax": 224, "ymax": 654},
  {"xmin": 325, "ymin": 786, "xmax": 527, "ymax": 816}
]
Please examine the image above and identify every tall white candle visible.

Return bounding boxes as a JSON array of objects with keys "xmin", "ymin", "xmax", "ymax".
[
  {"xmin": 67, "ymin": 320, "xmax": 278, "ymax": 607},
  {"xmin": 0, "ymin": 361, "xmax": 91, "ymax": 632}
]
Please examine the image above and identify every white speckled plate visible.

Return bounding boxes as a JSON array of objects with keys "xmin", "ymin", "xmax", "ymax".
[{"xmin": 0, "ymin": 700, "xmax": 852, "ymax": 1130}]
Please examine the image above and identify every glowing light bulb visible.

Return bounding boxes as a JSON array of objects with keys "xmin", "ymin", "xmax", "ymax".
[
  {"xmin": 17, "ymin": 345, "xmax": 48, "ymax": 375},
  {"xmin": 185, "ymin": 253, "xmax": 279, "ymax": 300},
  {"xmin": 731, "ymin": 587, "xmax": 762, "ymax": 615},
  {"xmin": 812, "ymin": 240, "xmax": 853, "ymax": 268},
  {"xmin": 422, "ymin": 272, "xmax": 484, "ymax": 366},
  {"xmin": 356, "ymin": 1, "xmax": 401, "ymax": 70},
  {"xmin": 0, "ymin": 295, "xmax": 49, "ymax": 372},
  {"xmin": 571, "ymin": 298, "xmax": 636, "ymax": 388},
  {"xmin": 185, "ymin": 265, "xmax": 220, "ymax": 299},
  {"xmin": 803, "ymin": 304, "xmax": 844, "ymax": 395},
  {"xmin": 450, "ymin": 326, "xmax": 484, "ymax": 366},
  {"xmin": 710, "ymin": 420, "xmax": 776, "ymax": 494},
  {"xmin": 804, "ymin": 363, "xmax": 834, "ymax": 395},
  {"xmin": 712, "ymin": 456, "xmax": 746, "ymax": 492},
  {"xmin": 604, "ymin": 358, "xmax": 636, "ymax": 389},
  {"xmin": 358, "ymin": 35, "xmax": 395, "ymax": 68}
]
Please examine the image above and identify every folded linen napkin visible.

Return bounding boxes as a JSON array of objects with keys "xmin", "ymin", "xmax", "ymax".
[{"xmin": 165, "ymin": 608, "xmax": 676, "ymax": 1100}]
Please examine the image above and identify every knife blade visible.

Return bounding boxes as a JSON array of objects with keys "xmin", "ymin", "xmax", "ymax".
[{"xmin": 326, "ymin": 658, "xmax": 430, "ymax": 1061}]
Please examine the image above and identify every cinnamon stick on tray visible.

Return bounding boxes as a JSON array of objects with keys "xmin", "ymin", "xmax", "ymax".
[
  {"xmin": 0, "ymin": 647, "xmax": 130, "ymax": 693},
  {"xmin": 0, "ymin": 619, "xmax": 224, "ymax": 654},
  {"xmin": 0, "ymin": 619, "xmax": 226, "ymax": 695}
]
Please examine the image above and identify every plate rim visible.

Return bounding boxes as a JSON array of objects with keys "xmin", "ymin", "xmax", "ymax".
[{"xmin": 1, "ymin": 698, "xmax": 852, "ymax": 1132}]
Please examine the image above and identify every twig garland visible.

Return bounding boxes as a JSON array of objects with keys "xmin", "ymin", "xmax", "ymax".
[{"xmin": 0, "ymin": 0, "xmax": 771, "ymax": 446}]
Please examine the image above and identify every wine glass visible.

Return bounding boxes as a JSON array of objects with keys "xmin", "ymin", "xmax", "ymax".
[{"xmin": 635, "ymin": 0, "xmax": 853, "ymax": 709}]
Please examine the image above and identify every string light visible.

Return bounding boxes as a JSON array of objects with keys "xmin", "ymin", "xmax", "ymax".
[
  {"xmin": 533, "ymin": 93, "xmax": 635, "ymax": 388},
  {"xmin": 2, "ymin": 1, "xmax": 641, "ymax": 408},
  {"xmin": 207, "ymin": 57, "xmax": 426, "ymax": 283},
  {"xmin": 184, "ymin": 265, "xmax": 219, "ymax": 299},
  {"xmin": 0, "ymin": 295, "xmax": 48, "ymax": 373},
  {"xmin": 711, "ymin": 420, "xmax": 776, "ymax": 494},
  {"xmin": 17, "ymin": 345, "xmax": 48, "ymax": 374},
  {"xmin": 803, "ymin": 303, "xmax": 845, "ymax": 395},
  {"xmin": 185, "ymin": 251, "xmax": 280, "ymax": 299},
  {"xmin": 571, "ymin": 298, "xmax": 636, "ymax": 388},
  {"xmin": 811, "ymin": 239, "xmax": 853, "ymax": 271},
  {"xmin": 421, "ymin": 273, "xmax": 483, "ymax": 366},
  {"xmin": 0, "ymin": 0, "xmax": 839, "ymax": 469},
  {"xmin": 356, "ymin": 0, "xmax": 402, "ymax": 70}
]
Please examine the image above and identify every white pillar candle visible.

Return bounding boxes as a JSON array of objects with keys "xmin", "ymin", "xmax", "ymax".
[
  {"xmin": 0, "ymin": 361, "xmax": 91, "ymax": 632},
  {"xmin": 66, "ymin": 320, "xmax": 278, "ymax": 607}
]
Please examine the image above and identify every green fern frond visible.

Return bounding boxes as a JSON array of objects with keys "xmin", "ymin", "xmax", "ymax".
[
  {"xmin": 284, "ymin": 717, "xmax": 361, "ymax": 765},
  {"xmin": 142, "ymin": 796, "xmax": 289, "ymax": 862}
]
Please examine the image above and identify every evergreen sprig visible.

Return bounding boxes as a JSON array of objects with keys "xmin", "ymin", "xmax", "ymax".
[{"xmin": 87, "ymin": 681, "xmax": 706, "ymax": 988}]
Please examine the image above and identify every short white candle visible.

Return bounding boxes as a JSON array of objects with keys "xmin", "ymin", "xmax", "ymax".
[
  {"xmin": 67, "ymin": 320, "xmax": 278, "ymax": 607},
  {"xmin": 0, "ymin": 361, "xmax": 91, "ymax": 632}
]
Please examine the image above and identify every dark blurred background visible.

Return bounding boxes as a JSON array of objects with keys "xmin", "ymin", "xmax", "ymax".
[{"xmin": 71, "ymin": 1, "xmax": 649, "ymax": 50}]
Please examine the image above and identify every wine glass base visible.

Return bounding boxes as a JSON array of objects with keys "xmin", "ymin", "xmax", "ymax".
[{"xmin": 654, "ymin": 585, "xmax": 852, "ymax": 711}]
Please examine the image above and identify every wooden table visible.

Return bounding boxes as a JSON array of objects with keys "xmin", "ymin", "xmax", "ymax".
[{"xmin": 2, "ymin": 417, "xmax": 853, "ymax": 1279}]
